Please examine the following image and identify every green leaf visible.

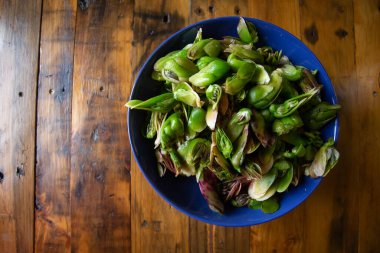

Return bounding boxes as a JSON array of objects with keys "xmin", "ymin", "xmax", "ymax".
[
  {"xmin": 305, "ymin": 138, "xmax": 339, "ymax": 178},
  {"xmin": 248, "ymin": 68, "xmax": 283, "ymax": 109},
  {"xmin": 188, "ymin": 107, "xmax": 207, "ymax": 133},
  {"xmin": 261, "ymin": 197, "xmax": 280, "ymax": 213},
  {"xmin": 252, "ymin": 64, "xmax": 270, "ymax": 85},
  {"xmin": 269, "ymin": 87, "xmax": 320, "ymax": 118},
  {"xmin": 277, "ymin": 166, "xmax": 293, "ymax": 193},
  {"xmin": 282, "ymin": 64, "xmax": 303, "ymax": 81},
  {"xmin": 248, "ymin": 171, "xmax": 277, "ymax": 199},
  {"xmin": 216, "ymin": 128, "xmax": 233, "ymax": 159},
  {"xmin": 272, "ymin": 113, "xmax": 303, "ymax": 136},
  {"xmin": 248, "ymin": 199, "xmax": 262, "ymax": 210},
  {"xmin": 125, "ymin": 93, "xmax": 177, "ymax": 113},
  {"xmin": 189, "ymin": 59, "xmax": 230, "ymax": 88},
  {"xmin": 173, "ymin": 82, "xmax": 202, "ymax": 107},
  {"xmin": 203, "ymin": 40, "xmax": 222, "ymax": 57},
  {"xmin": 160, "ymin": 112, "xmax": 185, "ymax": 149},
  {"xmin": 225, "ymin": 62, "xmax": 256, "ymax": 95},
  {"xmin": 225, "ymin": 108, "xmax": 252, "ymax": 142}
]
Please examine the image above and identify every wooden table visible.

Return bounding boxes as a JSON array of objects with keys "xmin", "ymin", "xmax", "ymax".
[{"xmin": 0, "ymin": 0, "xmax": 379, "ymax": 252}]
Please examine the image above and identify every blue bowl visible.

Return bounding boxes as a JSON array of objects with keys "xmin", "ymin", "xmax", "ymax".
[{"xmin": 128, "ymin": 16, "xmax": 339, "ymax": 227}]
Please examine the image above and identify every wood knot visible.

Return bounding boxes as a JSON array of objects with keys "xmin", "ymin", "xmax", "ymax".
[
  {"xmin": 335, "ymin": 28, "xmax": 348, "ymax": 39},
  {"xmin": 194, "ymin": 7, "xmax": 203, "ymax": 16},
  {"xmin": 141, "ymin": 220, "xmax": 149, "ymax": 227},
  {"xmin": 16, "ymin": 165, "xmax": 25, "ymax": 178},
  {"xmin": 95, "ymin": 172, "xmax": 105, "ymax": 183},
  {"xmin": 0, "ymin": 171, "xmax": 4, "ymax": 184},
  {"xmin": 35, "ymin": 197, "xmax": 43, "ymax": 211},
  {"xmin": 304, "ymin": 22, "xmax": 319, "ymax": 44},
  {"xmin": 152, "ymin": 220, "xmax": 161, "ymax": 232},
  {"xmin": 162, "ymin": 13, "xmax": 170, "ymax": 23},
  {"xmin": 74, "ymin": 180, "xmax": 83, "ymax": 199},
  {"xmin": 78, "ymin": 0, "xmax": 89, "ymax": 11},
  {"xmin": 208, "ymin": 5, "xmax": 214, "ymax": 13},
  {"xmin": 234, "ymin": 6, "xmax": 240, "ymax": 15}
]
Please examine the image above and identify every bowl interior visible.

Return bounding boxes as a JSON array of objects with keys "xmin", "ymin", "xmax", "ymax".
[{"xmin": 128, "ymin": 17, "xmax": 339, "ymax": 226}]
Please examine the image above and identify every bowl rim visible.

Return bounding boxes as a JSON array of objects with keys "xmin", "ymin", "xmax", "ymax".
[{"xmin": 128, "ymin": 16, "xmax": 340, "ymax": 227}]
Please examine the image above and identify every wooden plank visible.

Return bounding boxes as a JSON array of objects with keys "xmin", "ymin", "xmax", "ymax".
[
  {"xmin": 250, "ymin": 211, "xmax": 305, "ymax": 252},
  {"xmin": 354, "ymin": 0, "xmax": 379, "ymax": 79},
  {"xmin": 354, "ymin": 0, "xmax": 380, "ymax": 251},
  {"xmin": 130, "ymin": 1, "xmax": 191, "ymax": 253},
  {"xmin": 299, "ymin": 0, "xmax": 359, "ymax": 252},
  {"xmin": 34, "ymin": 1, "xmax": 77, "ymax": 252},
  {"xmin": 247, "ymin": 0, "xmax": 300, "ymax": 37},
  {"xmin": 246, "ymin": 1, "xmax": 306, "ymax": 252},
  {"xmin": 189, "ymin": 1, "xmax": 251, "ymax": 253},
  {"xmin": 190, "ymin": 0, "xmax": 247, "ymax": 21},
  {"xmin": 300, "ymin": 0, "xmax": 356, "ymax": 78},
  {"xmin": 189, "ymin": 218, "xmax": 208, "ymax": 253},
  {"xmin": 70, "ymin": 1, "xmax": 133, "ymax": 252},
  {"xmin": 357, "ymin": 76, "xmax": 380, "ymax": 252},
  {"xmin": 0, "ymin": 1, "xmax": 42, "ymax": 252}
]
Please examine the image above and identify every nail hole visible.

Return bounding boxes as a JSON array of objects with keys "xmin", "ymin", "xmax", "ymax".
[
  {"xmin": 0, "ymin": 171, "xmax": 4, "ymax": 183},
  {"xmin": 373, "ymin": 91, "xmax": 378, "ymax": 97},
  {"xmin": 18, "ymin": 92, "xmax": 23, "ymax": 97},
  {"xmin": 16, "ymin": 166, "xmax": 25, "ymax": 178},
  {"xmin": 195, "ymin": 7, "xmax": 203, "ymax": 15},
  {"xmin": 162, "ymin": 13, "xmax": 170, "ymax": 23},
  {"xmin": 78, "ymin": 0, "xmax": 89, "ymax": 11},
  {"xmin": 62, "ymin": 87, "xmax": 65, "ymax": 92},
  {"xmin": 208, "ymin": 5, "xmax": 214, "ymax": 13},
  {"xmin": 100, "ymin": 86, "xmax": 104, "ymax": 92},
  {"xmin": 49, "ymin": 89, "xmax": 55, "ymax": 94},
  {"xmin": 234, "ymin": 6, "xmax": 240, "ymax": 15}
]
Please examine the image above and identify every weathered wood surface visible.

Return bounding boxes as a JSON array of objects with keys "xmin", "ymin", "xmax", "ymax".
[
  {"xmin": 130, "ymin": 1, "xmax": 191, "ymax": 251},
  {"xmin": 70, "ymin": 1, "xmax": 133, "ymax": 252},
  {"xmin": 35, "ymin": 1, "xmax": 76, "ymax": 252},
  {"xmin": 0, "ymin": 1, "xmax": 42, "ymax": 252},
  {"xmin": 0, "ymin": 0, "xmax": 379, "ymax": 252}
]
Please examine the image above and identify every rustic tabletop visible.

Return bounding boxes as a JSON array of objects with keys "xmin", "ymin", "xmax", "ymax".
[{"xmin": 0, "ymin": 0, "xmax": 379, "ymax": 252}]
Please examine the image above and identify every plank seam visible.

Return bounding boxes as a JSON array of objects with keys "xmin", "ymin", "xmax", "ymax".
[
  {"xmin": 68, "ymin": 2, "xmax": 80, "ymax": 252},
  {"xmin": 33, "ymin": 0, "xmax": 45, "ymax": 252}
]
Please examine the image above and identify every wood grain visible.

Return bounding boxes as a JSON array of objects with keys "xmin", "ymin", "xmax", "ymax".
[
  {"xmin": 0, "ymin": 0, "xmax": 378, "ymax": 252},
  {"xmin": 130, "ymin": 1, "xmax": 191, "ymax": 253},
  {"xmin": 34, "ymin": 1, "xmax": 77, "ymax": 252},
  {"xmin": 300, "ymin": 0, "xmax": 359, "ymax": 252},
  {"xmin": 191, "ymin": 0, "xmax": 248, "ymax": 21},
  {"xmin": 354, "ymin": 0, "xmax": 379, "ymax": 79},
  {"xmin": 354, "ymin": 0, "xmax": 380, "ymax": 252},
  {"xmin": 244, "ymin": 1, "xmax": 307, "ymax": 253},
  {"xmin": 0, "ymin": 1, "xmax": 42, "ymax": 252},
  {"xmin": 247, "ymin": 0, "xmax": 300, "ymax": 36},
  {"xmin": 188, "ymin": 2, "xmax": 252, "ymax": 253},
  {"xmin": 251, "ymin": 211, "xmax": 305, "ymax": 253},
  {"xmin": 70, "ymin": 0, "xmax": 132, "ymax": 252}
]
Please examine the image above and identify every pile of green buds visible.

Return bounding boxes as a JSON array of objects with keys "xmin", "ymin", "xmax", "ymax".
[{"xmin": 126, "ymin": 18, "xmax": 340, "ymax": 214}]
